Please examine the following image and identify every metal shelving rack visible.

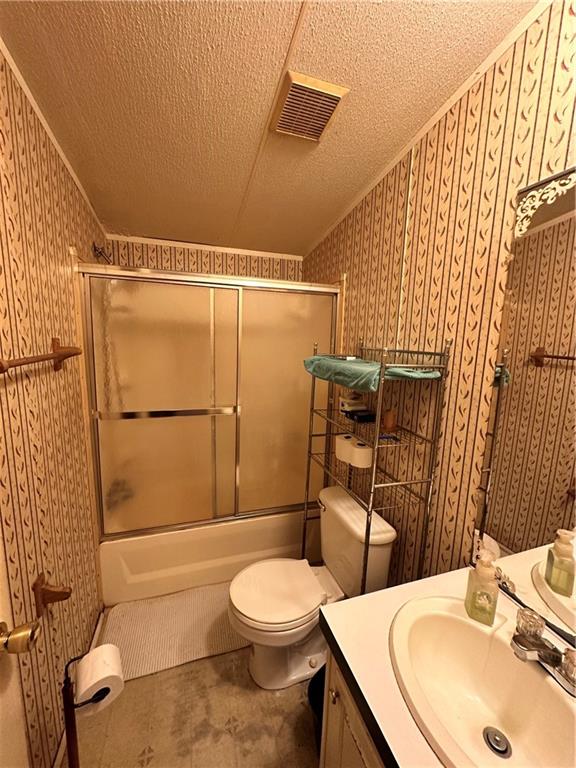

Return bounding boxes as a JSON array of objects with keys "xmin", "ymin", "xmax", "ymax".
[{"xmin": 301, "ymin": 340, "xmax": 452, "ymax": 591}]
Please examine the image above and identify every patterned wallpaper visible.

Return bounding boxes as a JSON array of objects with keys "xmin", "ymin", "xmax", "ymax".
[
  {"xmin": 106, "ymin": 237, "xmax": 303, "ymax": 281},
  {"xmin": 0, "ymin": 57, "xmax": 301, "ymax": 767},
  {"xmin": 0, "ymin": 52, "xmax": 104, "ymax": 767},
  {"xmin": 1, "ymin": 2, "xmax": 574, "ymax": 762},
  {"xmin": 487, "ymin": 215, "xmax": 575, "ymax": 552},
  {"xmin": 305, "ymin": 0, "xmax": 576, "ymax": 582}
]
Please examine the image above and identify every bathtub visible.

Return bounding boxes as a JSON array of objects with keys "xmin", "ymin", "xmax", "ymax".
[{"xmin": 100, "ymin": 511, "xmax": 320, "ymax": 605}]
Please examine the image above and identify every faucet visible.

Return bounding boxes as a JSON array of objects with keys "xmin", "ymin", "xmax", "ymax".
[
  {"xmin": 494, "ymin": 565, "xmax": 515, "ymax": 593},
  {"xmin": 511, "ymin": 608, "xmax": 576, "ymax": 698}
]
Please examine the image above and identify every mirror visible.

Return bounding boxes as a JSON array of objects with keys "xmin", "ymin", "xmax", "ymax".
[
  {"xmin": 514, "ymin": 167, "xmax": 576, "ymax": 239},
  {"xmin": 475, "ymin": 167, "xmax": 575, "ymax": 628}
]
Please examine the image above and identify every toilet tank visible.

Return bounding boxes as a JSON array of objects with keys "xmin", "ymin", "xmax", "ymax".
[{"xmin": 318, "ymin": 486, "xmax": 397, "ymax": 597}]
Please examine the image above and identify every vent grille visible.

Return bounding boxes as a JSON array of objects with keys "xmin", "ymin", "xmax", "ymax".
[{"xmin": 271, "ymin": 72, "xmax": 349, "ymax": 142}]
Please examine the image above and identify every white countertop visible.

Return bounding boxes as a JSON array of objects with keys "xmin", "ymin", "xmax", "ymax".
[{"xmin": 320, "ymin": 547, "xmax": 574, "ymax": 767}]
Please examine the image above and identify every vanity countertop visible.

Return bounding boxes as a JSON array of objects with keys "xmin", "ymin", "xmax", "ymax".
[
  {"xmin": 319, "ymin": 547, "xmax": 573, "ymax": 768},
  {"xmin": 320, "ymin": 566, "xmax": 463, "ymax": 767}
]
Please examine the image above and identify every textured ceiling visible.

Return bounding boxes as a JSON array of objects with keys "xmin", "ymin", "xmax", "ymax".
[{"xmin": 0, "ymin": 0, "xmax": 538, "ymax": 255}]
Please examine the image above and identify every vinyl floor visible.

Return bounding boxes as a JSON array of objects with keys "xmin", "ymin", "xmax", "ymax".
[{"xmin": 76, "ymin": 648, "xmax": 318, "ymax": 768}]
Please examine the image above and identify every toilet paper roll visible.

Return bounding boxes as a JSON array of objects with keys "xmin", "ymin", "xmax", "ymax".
[
  {"xmin": 349, "ymin": 439, "xmax": 373, "ymax": 469},
  {"xmin": 75, "ymin": 644, "xmax": 124, "ymax": 717},
  {"xmin": 335, "ymin": 433, "xmax": 355, "ymax": 463}
]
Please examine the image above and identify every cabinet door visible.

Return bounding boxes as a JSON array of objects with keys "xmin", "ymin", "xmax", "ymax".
[
  {"xmin": 340, "ymin": 695, "xmax": 384, "ymax": 768},
  {"xmin": 341, "ymin": 716, "xmax": 374, "ymax": 768},
  {"xmin": 321, "ymin": 653, "xmax": 386, "ymax": 768},
  {"xmin": 320, "ymin": 655, "xmax": 345, "ymax": 768}
]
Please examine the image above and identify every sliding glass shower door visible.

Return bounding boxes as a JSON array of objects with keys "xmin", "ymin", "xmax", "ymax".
[
  {"xmin": 239, "ymin": 289, "xmax": 333, "ymax": 513},
  {"xmin": 85, "ymin": 270, "xmax": 336, "ymax": 537},
  {"xmin": 90, "ymin": 277, "xmax": 238, "ymax": 534}
]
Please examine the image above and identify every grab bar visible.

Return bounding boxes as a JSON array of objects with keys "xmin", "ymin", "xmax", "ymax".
[{"xmin": 0, "ymin": 338, "xmax": 81, "ymax": 375}]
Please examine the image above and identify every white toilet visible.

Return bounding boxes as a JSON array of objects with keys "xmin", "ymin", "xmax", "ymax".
[{"xmin": 228, "ymin": 485, "xmax": 397, "ymax": 689}]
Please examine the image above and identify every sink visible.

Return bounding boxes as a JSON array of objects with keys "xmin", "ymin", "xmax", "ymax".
[
  {"xmin": 532, "ymin": 560, "xmax": 576, "ymax": 631},
  {"xmin": 390, "ymin": 596, "xmax": 575, "ymax": 767}
]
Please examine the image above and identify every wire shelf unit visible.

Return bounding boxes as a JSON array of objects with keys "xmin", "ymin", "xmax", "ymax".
[
  {"xmin": 301, "ymin": 340, "xmax": 452, "ymax": 592},
  {"xmin": 311, "ymin": 409, "xmax": 430, "ymax": 449}
]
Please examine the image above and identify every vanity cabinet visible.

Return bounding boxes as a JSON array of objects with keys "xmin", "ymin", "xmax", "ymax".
[{"xmin": 320, "ymin": 652, "xmax": 385, "ymax": 768}]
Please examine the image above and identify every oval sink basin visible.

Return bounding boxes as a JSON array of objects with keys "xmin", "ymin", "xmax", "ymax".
[{"xmin": 390, "ymin": 596, "xmax": 575, "ymax": 767}]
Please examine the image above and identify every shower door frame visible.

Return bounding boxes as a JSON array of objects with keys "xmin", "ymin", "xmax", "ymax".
[{"xmin": 78, "ymin": 263, "xmax": 339, "ymax": 541}]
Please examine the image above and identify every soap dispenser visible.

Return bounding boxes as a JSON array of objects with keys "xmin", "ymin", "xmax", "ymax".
[
  {"xmin": 545, "ymin": 529, "xmax": 575, "ymax": 597},
  {"xmin": 465, "ymin": 549, "xmax": 499, "ymax": 626}
]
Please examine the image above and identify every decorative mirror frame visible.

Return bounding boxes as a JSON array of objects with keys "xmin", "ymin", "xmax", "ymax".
[{"xmin": 515, "ymin": 166, "xmax": 576, "ymax": 238}]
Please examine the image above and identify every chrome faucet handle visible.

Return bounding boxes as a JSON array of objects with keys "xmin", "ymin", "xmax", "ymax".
[
  {"xmin": 553, "ymin": 649, "xmax": 576, "ymax": 696},
  {"xmin": 512, "ymin": 610, "xmax": 562, "ymax": 666},
  {"xmin": 561, "ymin": 649, "xmax": 576, "ymax": 685},
  {"xmin": 511, "ymin": 609, "xmax": 576, "ymax": 697},
  {"xmin": 516, "ymin": 607, "xmax": 545, "ymax": 638},
  {"xmin": 500, "ymin": 582, "xmax": 576, "ymax": 647},
  {"xmin": 494, "ymin": 566, "xmax": 515, "ymax": 593}
]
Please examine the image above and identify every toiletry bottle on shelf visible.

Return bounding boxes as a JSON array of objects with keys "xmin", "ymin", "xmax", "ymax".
[
  {"xmin": 382, "ymin": 408, "xmax": 397, "ymax": 433},
  {"xmin": 465, "ymin": 549, "xmax": 499, "ymax": 626},
  {"xmin": 545, "ymin": 529, "xmax": 575, "ymax": 597}
]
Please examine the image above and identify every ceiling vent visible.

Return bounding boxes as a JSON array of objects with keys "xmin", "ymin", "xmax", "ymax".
[{"xmin": 270, "ymin": 71, "xmax": 349, "ymax": 142}]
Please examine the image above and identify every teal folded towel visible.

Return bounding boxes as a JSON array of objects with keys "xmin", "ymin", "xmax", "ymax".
[
  {"xmin": 303, "ymin": 356, "xmax": 442, "ymax": 392},
  {"xmin": 384, "ymin": 366, "xmax": 442, "ymax": 381},
  {"xmin": 303, "ymin": 355, "xmax": 381, "ymax": 392}
]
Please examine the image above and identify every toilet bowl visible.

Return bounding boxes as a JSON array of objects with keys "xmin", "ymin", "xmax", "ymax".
[
  {"xmin": 229, "ymin": 486, "xmax": 397, "ymax": 689},
  {"xmin": 228, "ymin": 559, "xmax": 343, "ymax": 689}
]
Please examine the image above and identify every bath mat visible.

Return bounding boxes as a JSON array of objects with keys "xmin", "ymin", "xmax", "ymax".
[{"xmin": 99, "ymin": 581, "xmax": 248, "ymax": 680}]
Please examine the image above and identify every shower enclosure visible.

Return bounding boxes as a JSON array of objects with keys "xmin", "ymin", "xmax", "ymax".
[{"xmin": 80, "ymin": 265, "xmax": 337, "ymax": 542}]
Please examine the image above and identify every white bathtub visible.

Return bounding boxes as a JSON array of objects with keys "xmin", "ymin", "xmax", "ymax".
[{"xmin": 100, "ymin": 511, "xmax": 320, "ymax": 606}]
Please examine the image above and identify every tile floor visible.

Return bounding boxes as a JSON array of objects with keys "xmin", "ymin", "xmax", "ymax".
[{"xmin": 76, "ymin": 649, "xmax": 318, "ymax": 768}]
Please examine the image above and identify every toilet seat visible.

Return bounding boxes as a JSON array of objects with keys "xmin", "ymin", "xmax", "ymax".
[
  {"xmin": 229, "ymin": 558, "xmax": 326, "ymax": 632},
  {"xmin": 229, "ymin": 602, "xmax": 320, "ymax": 633}
]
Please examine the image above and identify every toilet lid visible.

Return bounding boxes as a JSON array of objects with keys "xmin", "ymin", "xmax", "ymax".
[{"xmin": 229, "ymin": 559, "xmax": 326, "ymax": 626}]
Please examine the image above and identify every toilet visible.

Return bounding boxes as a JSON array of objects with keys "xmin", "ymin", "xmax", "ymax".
[{"xmin": 228, "ymin": 485, "xmax": 397, "ymax": 689}]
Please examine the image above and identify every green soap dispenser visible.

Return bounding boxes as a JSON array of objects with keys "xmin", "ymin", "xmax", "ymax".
[
  {"xmin": 465, "ymin": 549, "xmax": 499, "ymax": 626},
  {"xmin": 545, "ymin": 529, "xmax": 575, "ymax": 597}
]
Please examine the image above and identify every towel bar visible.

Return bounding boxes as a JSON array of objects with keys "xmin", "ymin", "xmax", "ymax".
[
  {"xmin": 529, "ymin": 347, "xmax": 576, "ymax": 367},
  {"xmin": 0, "ymin": 337, "xmax": 81, "ymax": 375}
]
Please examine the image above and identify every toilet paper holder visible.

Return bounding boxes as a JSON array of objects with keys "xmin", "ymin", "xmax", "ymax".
[{"xmin": 63, "ymin": 652, "xmax": 112, "ymax": 768}]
